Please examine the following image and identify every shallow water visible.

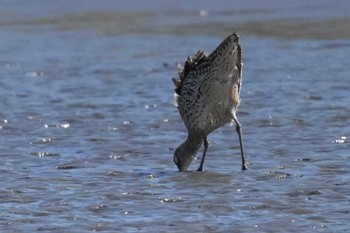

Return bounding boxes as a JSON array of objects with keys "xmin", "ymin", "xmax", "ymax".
[{"xmin": 1, "ymin": 1, "xmax": 349, "ymax": 232}]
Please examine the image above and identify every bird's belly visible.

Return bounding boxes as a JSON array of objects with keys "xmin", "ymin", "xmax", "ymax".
[
  {"xmin": 195, "ymin": 99, "xmax": 233, "ymax": 133},
  {"xmin": 179, "ymin": 81, "xmax": 236, "ymax": 134}
]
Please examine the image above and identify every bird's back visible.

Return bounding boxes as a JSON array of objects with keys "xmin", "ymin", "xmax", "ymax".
[{"xmin": 173, "ymin": 33, "xmax": 242, "ymax": 135}]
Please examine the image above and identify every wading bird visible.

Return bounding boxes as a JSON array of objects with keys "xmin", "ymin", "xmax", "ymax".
[{"xmin": 172, "ymin": 32, "xmax": 248, "ymax": 171}]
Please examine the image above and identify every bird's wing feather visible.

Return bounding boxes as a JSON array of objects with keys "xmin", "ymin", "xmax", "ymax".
[{"xmin": 172, "ymin": 51, "xmax": 209, "ymax": 108}]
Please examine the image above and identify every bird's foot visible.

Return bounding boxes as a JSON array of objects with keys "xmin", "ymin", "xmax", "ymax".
[{"xmin": 242, "ymin": 163, "xmax": 248, "ymax": 171}]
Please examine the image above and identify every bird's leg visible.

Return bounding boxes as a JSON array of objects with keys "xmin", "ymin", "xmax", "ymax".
[
  {"xmin": 233, "ymin": 116, "xmax": 248, "ymax": 170},
  {"xmin": 197, "ymin": 137, "xmax": 209, "ymax": 171}
]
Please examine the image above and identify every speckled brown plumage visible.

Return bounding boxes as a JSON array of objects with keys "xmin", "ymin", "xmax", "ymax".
[{"xmin": 172, "ymin": 32, "xmax": 248, "ymax": 171}]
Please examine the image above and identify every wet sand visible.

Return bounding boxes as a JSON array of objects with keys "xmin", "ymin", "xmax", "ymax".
[{"xmin": 2, "ymin": 5, "xmax": 350, "ymax": 40}]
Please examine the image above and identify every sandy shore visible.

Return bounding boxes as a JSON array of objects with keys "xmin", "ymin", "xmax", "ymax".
[
  {"xmin": 1, "ymin": 10, "xmax": 350, "ymax": 40},
  {"xmin": 159, "ymin": 17, "xmax": 350, "ymax": 40}
]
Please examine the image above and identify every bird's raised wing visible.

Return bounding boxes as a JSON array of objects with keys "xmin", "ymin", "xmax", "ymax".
[{"xmin": 172, "ymin": 50, "xmax": 210, "ymax": 109}]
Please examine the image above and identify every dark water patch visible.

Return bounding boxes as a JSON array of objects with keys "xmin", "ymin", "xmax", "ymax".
[
  {"xmin": 56, "ymin": 164, "xmax": 86, "ymax": 170},
  {"xmin": 67, "ymin": 102, "xmax": 99, "ymax": 109},
  {"xmin": 258, "ymin": 170, "xmax": 293, "ymax": 180},
  {"xmin": 88, "ymin": 204, "xmax": 108, "ymax": 213},
  {"xmin": 312, "ymin": 41, "xmax": 350, "ymax": 50},
  {"xmin": 304, "ymin": 95, "xmax": 323, "ymax": 100},
  {"xmin": 295, "ymin": 157, "xmax": 312, "ymax": 162}
]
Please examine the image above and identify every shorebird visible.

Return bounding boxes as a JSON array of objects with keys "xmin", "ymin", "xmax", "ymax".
[{"xmin": 172, "ymin": 32, "xmax": 248, "ymax": 172}]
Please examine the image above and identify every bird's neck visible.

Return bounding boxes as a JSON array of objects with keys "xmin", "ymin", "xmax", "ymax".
[{"xmin": 183, "ymin": 134, "xmax": 203, "ymax": 153}]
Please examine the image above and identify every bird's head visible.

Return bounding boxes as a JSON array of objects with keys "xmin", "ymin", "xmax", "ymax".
[{"xmin": 173, "ymin": 143, "xmax": 198, "ymax": 172}]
